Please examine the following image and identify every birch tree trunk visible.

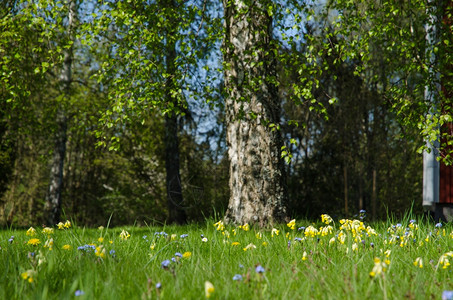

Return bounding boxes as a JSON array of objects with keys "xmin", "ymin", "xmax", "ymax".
[
  {"xmin": 223, "ymin": 0, "xmax": 287, "ymax": 225},
  {"xmin": 44, "ymin": 0, "xmax": 75, "ymax": 225}
]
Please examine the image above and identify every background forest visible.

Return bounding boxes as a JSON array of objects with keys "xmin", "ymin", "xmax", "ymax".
[{"xmin": 2, "ymin": 0, "xmax": 448, "ymax": 227}]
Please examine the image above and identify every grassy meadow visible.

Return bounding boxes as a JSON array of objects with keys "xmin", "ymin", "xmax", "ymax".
[{"xmin": 1, "ymin": 213, "xmax": 453, "ymax": 299}]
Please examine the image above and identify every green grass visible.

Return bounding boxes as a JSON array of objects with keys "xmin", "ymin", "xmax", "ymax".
[{"xmin": 1, "ymin": 215, "xmax": 453, "ymax": 299}]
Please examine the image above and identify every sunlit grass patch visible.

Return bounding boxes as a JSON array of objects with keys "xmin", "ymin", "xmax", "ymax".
[{"xmin": 1, "ymin": 214, "xmax": 453, "ymax": 299}]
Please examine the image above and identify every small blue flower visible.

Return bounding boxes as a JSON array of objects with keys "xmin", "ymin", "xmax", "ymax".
[
  {"xmin": 435, "ymin": 223, "xmax": 442, "ymax": 228},
  {"xmin": 410, "ymin": 219, "xmax": 416, "ymax": 224},
  {"xmin": 171, "ymin": 257, "xmax": 176, "ymax": 263},
  {"xmin": 359, "ymin": 209, "xmax": 366, "ymax": 214},
  {"xmin": 180, "ymin": 234, "xmax": 188, "ymax": 239},
  {"xmin": 143, "ymin": 235, "xmax": 148, "ymax": 240},
  {"xmin": 8, "ymin": 237, "xmax": 14, "ymax": 243},
  {"xmin": 233, "ymin": 274, "xmax": 243, "ymax": 281},
  {"xmin": 370, "ymin": 242, "xmax": 374, "ymax": 248},
  {"xmin": 255, "ymin": 265, "xmax": 265, "ymax": 273},
  {"xmin": 156, "ymin": 282, "xmax": 162, "ymax": 289},
  {"xmin": 161, "ymin": 259, "xmax": 171, "ymax": 268},
  {"xmin": 298, "ymin": 226, "xmax": 306, "ymax": 231},
  {"xmin": 175, "ymin": 252, "xmax": 182, "ymax": 258},
  {"xmin": 294, "ymin": 237, "xmax": 302, "ymax": 242},
  {"xmin": 443, "ymin": 290, "xmax": 453, "ymax": 300},
  {"xmin": 239, "ymin": 263, "xmax": 244, "ymax": 268},
  {"xmin": 396, "ymin": 223, "xmax": 402, "ymax": 228},
  {"xmin": 75, "ymin": 290, "xmax": 85, "ymax": 296}
]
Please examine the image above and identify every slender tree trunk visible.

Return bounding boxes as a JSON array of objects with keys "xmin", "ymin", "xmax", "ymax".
[
  {"xmin": 45, "ymin": 0, "xmax": 75, "ymax": 225},
  {"xmin": 164, "ymin": 0, "xmax": 186, "ymax": 224},
  {"xmin": 223, "ymin": 0, "xmax": 287, "ymax": 226},
  {"xmin": 344, "ymin": 165, "xmax": 348, "ymax": 216},
  {"xmin": 372, "ymin": 168, "xmax": 377, "ymax": 220},
  {"xmin": 164, "ymin": 114, "xmax": 186, "ymax": 224}
]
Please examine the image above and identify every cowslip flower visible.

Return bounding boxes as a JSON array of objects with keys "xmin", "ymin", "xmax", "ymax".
[
  {"xmin": 304, "ymin": 226, "xmax": 318, "ymax": 238},
  {"xmin": 42, "ymin": 227, "xmax": 54, "ymax": 235},
  {"xmin": 21, "ymin": 269, "xmax": 36, "ymax": 283},
  {"xmin": 287, "ymin": 219, "xmax": 296, "ymax": 230},
  {"xmin": 214, "ymin": 220, "xmax": 225, "ymax": 231},
  {"xmin": 243, "ymin": 243, "xmax": 256, "ymax": 251},
  {"xmin": 302, "ymin": 251, "xmax": 308, "ymax": 261},
  {"xmin": 44, "ymin": 238, "xmax": 54, "ymax": 250},
  {"xmin": 120, "ymin": 230, "xmax": 131, "ymax": 240},
  {"xmin": 64, "ymin": 220, "xmax": 71, "ymax": 228},
  {"xmin": 369, "ymin": 257, "xmax": 388, "ymax": 278},
  {"xmin": 95, "ymin": 246, "xmax": 106, "ymax": 259},
  {"xmin": 26, "ymin": 227, "xmax": 37, "ymax": 236},
  {"xmin": 271, "ymin": 228, "xmax": 279, "ymax": 237},
  {"xmin": 27, "ymin": 238, "xmax": 41, "ymax": 246},
  {"xmin": 205, "ymin": 281, "xmax": 214, "ymax": 298},
  {"xmin": 256, "ymin": 232, "xmax": 262, "ymax": 239},
  {"xmin": 240, "ymin": 223, "xmax": 250, "ymax": 231},
  {"xmin": 414, "ymin": 257, "xmax": 423, "ymax": 268},
  {"xmin": 321, "ymin": 214, "xmax": 333, "ymax": 224},
  {"xmin": 57, "ymin": 222, "xmax": 65, "ymax": 230}
]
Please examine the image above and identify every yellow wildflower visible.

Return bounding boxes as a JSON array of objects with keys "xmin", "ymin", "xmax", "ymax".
[
  {"xmin": 320, "ymin": 225, "xmax": 333, "ymax": 237},
  {"xmin": 95, "ymin": 246, "xmax": 106, "ymax": 259},
  {"xmin": 44, "ymin": 238, "xmax": 53, "ymax": 250},
  {"xmin": 243, "ymin": 243, "xmax": 256, "ymax": 251},
  {"xmin": 352, "ymin": 243, "xmax": 358, "ymax": 252},
  {"xmin": 329, "ymin": 237, "xmax": 336, "ymax": 245},
  {"xmin": 256, "ymin": 232, "xmax": 262, "ymax": 239},
  {"xmin": 302, "ymin": 251, "xmax": 308, "ymax": 261},
  {"xmin": 26, "ymin": 227, "xmax": 37, "ymax": 236},
  {"xmin": 120, "ymin": 230, "xmax": 130, "ymax": 240},
  {"xmin": 370, "ymin": 257, "xmax": 387, "ymax": 278},
  {"xmin": 213, "ymin": 220, "xmax": 225, "ymax": 231},
  {"xmin": 62, "ymin": 244, "xmax": 71, "ymax": 250},
  {"xmin": 240, "ymin": 223, "xmax": 250, "ymax": 231},
  {"xmin": 183, "ymin": 251, "xmax": 192, "ymax": 259},
  {"xmin": 205, "ymin": 281, "xmax": 214, "ymax": 298},
  {"xmin": 231, "ymin": 242, "xmax": 240, "ymax": 246},
  {"xmin": 271, "ymin": 228, "xmax": 279, "ymax": 237},
  {"xmin": 21, "ymin": 269, "xmax": 36, "ymax": 283},
  {"xmin": 27, "ymin": 238, "xmax": 40, "ymax": 246},
  {"xmin": 98, "ymin": 237, "xmax": 104, "ymax": 243},
  {"xmin": 262, "ymin": 241, "xmax": 268, "ymax": 247},
  {"xmin": 287, "ymin": 219, "xmax": 296, "ymax": 230},
  {"xmin": 304, "ymin": 226, "xmax": 318, "ymax": 238},
  {"xmin": 98, "ymin": 226, "xmax": 104, "ymax": 230},
  {"xmin": 64, "ymin": 220, "xmax": 71, "ymax": 228},
  {"xmin": 171, "ymin": 234, "xmax": 177, "ymax": 241},
  {"xmin": 150, "ymin": 243, "xmax": 156, "ymax": 250},
  {"xmin": 42, "ymin": 227, "xmax": 54, "ymax": 235},
  {"xmin": 321, "ymin": 214, "xmax": 333, "ymax": 224},
  {"xmin": 57, "ymin": 222, "xmax": 65, "ymax": 230},
  {"xmin": 414, "ymin": 257, "xmax": 423, "ymax": 268}
]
